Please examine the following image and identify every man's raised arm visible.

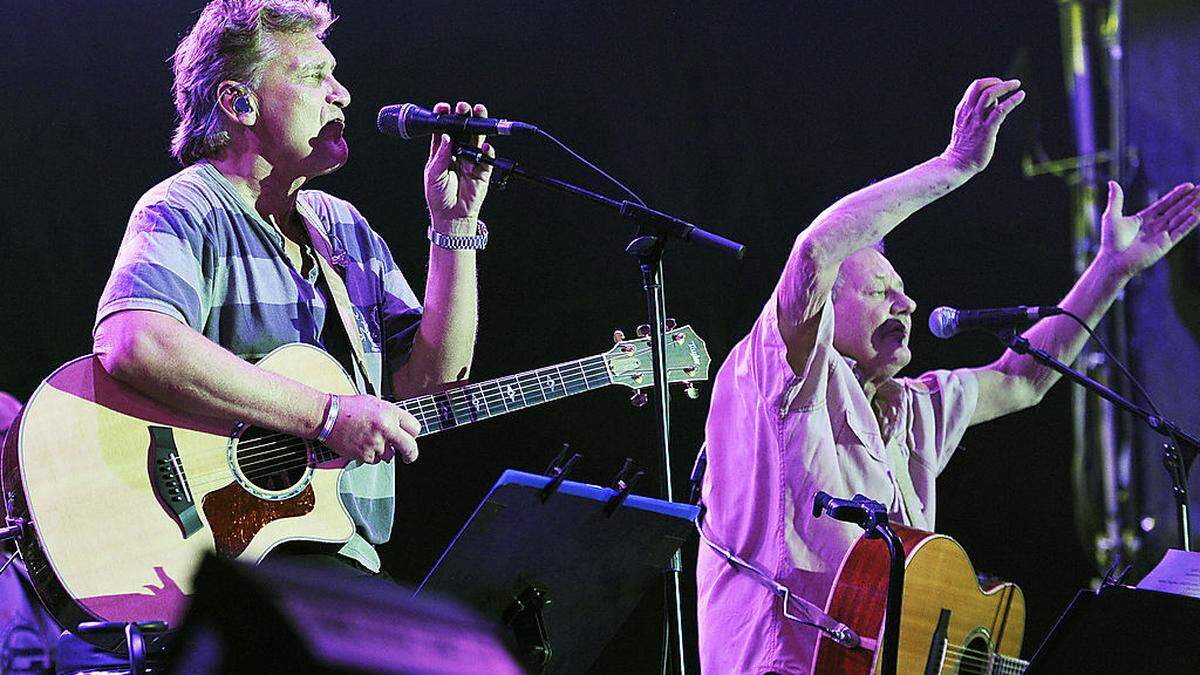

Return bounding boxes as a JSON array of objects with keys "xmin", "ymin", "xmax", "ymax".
[
  {"xmin": 970, "ymin": 180, "xmax": 1200, "ymax": 424},
  {"xmin": 776, "ymin": 78, "xmax": 1025, "ymax": 364}
]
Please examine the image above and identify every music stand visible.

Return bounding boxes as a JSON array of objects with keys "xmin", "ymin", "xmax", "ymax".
[
  {"xmin": 1025, "ymin": 585, "xmax": 1200, "ymax": 673},
  {"xmin": 416, "ymin": 469, "xmax": 700, "ymax": 675}
]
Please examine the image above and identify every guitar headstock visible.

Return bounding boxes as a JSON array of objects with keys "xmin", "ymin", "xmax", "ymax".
[{"xmin": 602, "ymin": 325, "xmax": 711, "ymax": 396}]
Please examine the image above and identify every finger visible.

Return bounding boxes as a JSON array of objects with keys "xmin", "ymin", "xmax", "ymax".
[
  {"xmin": 964, "ymin": 77, "xmax": 1004, "ymax": 110},
  {"xmin": 975, "ymin": 79, "xmax": 1021, "ymax": 115},
  {"xmin": 383, "ymin": 429, "xmax": 419, "ymax": 464},
  {"xmin": 1168, "ymin": 210, "xmax": 1200, "ymax": 242},
  {"xmin": 987, "ymin": 89, "xmax": 1025, "ymax": 125},
  {"xmin": 1103, "ymin": 181, "xmax": 1124, "ymax": 220},
  {"xmin": 380, "ymin": 444, "xmax": 396, "ymax": 462},
  {"xmin": 1137, "ymin": 183, "xmax": 1196, "ymax": 221},
  {"xmin": 471, "ymin": 102, "xmax": 488, "ymax": 149},
  {"xmin": 396, "ymin": 409, "xmax": 421, "ymax": 437},
  {"xmin": 475, "ymin": 141, "xmax": 495, "ymax": 182},
  {"xmin": 429, "ymin": 101, "xmax": 452, "ymax": 159},
  {"xmin": 428, "ymin": 134, "xmax": 453, "ymax": 175},
  {"xmin": 1166, "ymin": 195, "xmax": 1200, "ymax": 234},
  {"xmin": 1153, "ymin": 187, "xmax": 1200, "ymax": 231}
]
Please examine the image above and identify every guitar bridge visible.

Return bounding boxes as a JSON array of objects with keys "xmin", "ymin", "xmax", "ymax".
[{"xmin": 149, "ymin": 426, "xmax": 202, "ymax": 539}]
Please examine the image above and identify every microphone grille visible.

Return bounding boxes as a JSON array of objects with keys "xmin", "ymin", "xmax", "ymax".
[
  {"xmin": 928, "ymin": 306, "xmax": 958, "ymax": 339},
  {"xmin": 376, "ymin": 103, "xmax": 418, "ymax": 140}
]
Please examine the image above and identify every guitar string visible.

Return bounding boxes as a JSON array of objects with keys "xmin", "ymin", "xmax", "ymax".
[
  {"xmin": 224, "ymin": 351, "xmax": 624, "ymax": 459},
  {"xmin": 185, "ymin": 361, "xmax": 612, "ymax": 490},
  {"xmin": 229, "ymin": 357, "xmax": 614, "ymax": 461},
  {"xmin": 940, "ymin": 644, "xmax": 1022, "ymax": 672},
  {"xmin": 940, "ymin": 643, "xmax": 1028, "ymax": 674},
  {"xmin": 230, "ymin": 355, "xmax": 612, "ymax": 458},
  {"xmin": 217, "ymin": 355, "xmax": 614, "ymax": 463},
  {"xmin": 229, "ymin": 358, "xmax": 611, "ymax": 463},
  {"xmin": 178, "ymin": 359, "xmax": 624, "ymax": 490}
]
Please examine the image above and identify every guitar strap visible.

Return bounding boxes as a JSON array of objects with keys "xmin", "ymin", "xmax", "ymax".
[{"xmin": 296, "ymin": 202, "xmax": 378, "ymax": 397}]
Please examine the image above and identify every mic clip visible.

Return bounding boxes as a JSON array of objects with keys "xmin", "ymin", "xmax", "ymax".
[{"xmin": 454, "ymin": 145, "xmax": 514, "ymax": 190}]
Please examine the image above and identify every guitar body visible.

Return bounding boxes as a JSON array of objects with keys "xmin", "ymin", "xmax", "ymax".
[
  {"xmin": 812, "ymin": 525, "xmax": 1025, "ymax": 675},
  {"xmin": 2, "ymin": 344, "xmax": 358, "ymax": 633}
]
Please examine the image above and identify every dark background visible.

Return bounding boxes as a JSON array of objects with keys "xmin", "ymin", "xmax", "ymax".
[{"xmin": 2, "ymin": 1, "xmax": 1193, "ymax": 672}]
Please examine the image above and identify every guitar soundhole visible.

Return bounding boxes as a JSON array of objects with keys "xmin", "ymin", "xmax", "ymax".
[
  {"xmin": 234, "ymin": 425, "xmax": 311, "ymax": 494},
  {"xmin": 955, "ymin": 634, "xmax": 993, "ymax": 675}
]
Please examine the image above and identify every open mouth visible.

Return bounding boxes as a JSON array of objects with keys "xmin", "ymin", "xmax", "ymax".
[{"xmin": 883, "ymin": 320, "xmax": 908, "ymax": 341}]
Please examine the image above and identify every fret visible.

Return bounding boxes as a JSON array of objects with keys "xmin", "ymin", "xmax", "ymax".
[
  {"xmin": 391, "ymin": 353, "xmax": 636, "ymax": 438},
  {"xmin": 519, "ymin": 371, "xmax": 547, "ymax": 407},
  {"xmin": 496, "ymin": 375, "xmax": 520, "ymax": 412},
  {"xmin": 575, "ymin": 360, "xmax": 592, "ymax": 391}
]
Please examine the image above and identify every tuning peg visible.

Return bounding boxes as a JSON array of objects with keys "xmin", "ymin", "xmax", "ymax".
[
  {"xmin": 612, "ymin": 329, "xmax": 626, "ymax": 344},
  {"xmin": 665, "ymin": 318, "xmax": 677, "ymax": 331},
  {"xmin": 630, "ymin": 389, "xmax": 649, "ymax": 407},
  {"xmin": 683, "ymin": 382, "xmax": 700, "ymax": 400},
  {"xmin": 636, "ymin": 324, "xmax": 651, "ymax": 338}
]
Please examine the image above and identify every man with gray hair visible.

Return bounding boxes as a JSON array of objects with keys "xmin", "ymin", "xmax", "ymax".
[
  {"xmin": 93, "ymin": 0, "xmax": 496, "ymax": 575},
  {"xmin": 696, "ymin": 77, "xmax": 1200, "ymax": 673}
]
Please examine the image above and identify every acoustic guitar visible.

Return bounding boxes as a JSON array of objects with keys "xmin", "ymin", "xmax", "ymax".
[
  {"xmin": 1, "ymin": 327, "xmax": 709, "ymax": 637},
  {"xmin": 813, "ymin": 524, "xmax": 1027, "ymax": 674}
]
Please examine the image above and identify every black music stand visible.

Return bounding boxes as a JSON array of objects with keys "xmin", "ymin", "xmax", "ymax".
[
  {"xmin": 416, "ymin": 469, "xmax": 700, "ymax": 675},
  {"xmin": 1025, "ymin": 585, "xmax": 1200, "ymax": 673}
]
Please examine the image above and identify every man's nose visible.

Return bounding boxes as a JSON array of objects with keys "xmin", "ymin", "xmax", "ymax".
[{"xmin": 328, "ymin": 77, "xmax": 350, "ymax": 108}]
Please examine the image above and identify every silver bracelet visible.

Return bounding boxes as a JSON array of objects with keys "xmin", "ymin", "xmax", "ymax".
[
  {"xmin": 428, "ymin": 218, "xmax": 488, "ymax": 250},
  {"xmin": 316, "ymin": 393, "xmax": 340, "ymax": 443}
]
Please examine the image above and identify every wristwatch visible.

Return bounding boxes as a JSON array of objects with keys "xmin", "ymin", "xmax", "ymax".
[{"xmin": 427, "ymin": 219, "xmax": 488, "ymax": 250}]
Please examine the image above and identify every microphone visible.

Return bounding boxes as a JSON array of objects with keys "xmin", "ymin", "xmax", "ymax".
[
  {"xmin": 928, "ymin": 305, "xmax": 1063, "ymax": 339},
  {"xmin": 377, "ymin": 103, "xmax": 539, "ymax": 140}
]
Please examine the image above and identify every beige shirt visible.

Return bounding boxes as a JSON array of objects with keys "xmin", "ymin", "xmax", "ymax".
[{"xmin": 696, "ymin": 292, "xmax": 978, "ymax": 674}]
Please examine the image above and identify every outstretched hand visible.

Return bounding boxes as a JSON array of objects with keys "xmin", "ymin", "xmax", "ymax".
[
  {"xmin": 941, "ymin": 77, "xmax": 1025, "ymax": 174},
  {"xmin": 1100, "ymin": 181, "xmax": 1200, "ymax": 278},
  {"xmin": 425, "ymin": 101, "xmax": 495, "ymax": 226}
]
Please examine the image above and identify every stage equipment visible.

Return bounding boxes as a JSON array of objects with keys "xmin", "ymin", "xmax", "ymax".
[
  {"xmin": 164, "ymin": 554, "xmax": 522, "ymax": 674},
  {"xmin": 417, "ymin": 469, "xmax": 700, "ymax": 674},
  {"xmin": 928, "ymin": 305, "xmax": 1063, "ymax": 339},
  {"xmin": 378, "ymin": 103, "xmax": 538, "ymax": 140},
  {"xmin": 1026, "ymin": 584, "xmax": 1200, "ymax": 672},
  {"xmin": 388, "ymin": 117, "xmax": 742, "ymax": 674},
  {"xmin": 2, "ymin": 330, "xmax": 708, "ymax": 645}
]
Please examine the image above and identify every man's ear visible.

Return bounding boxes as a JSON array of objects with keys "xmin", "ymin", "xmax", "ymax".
[{"xmin": 217, "ymin": 80, "xmax": 256, "ymax": 126}]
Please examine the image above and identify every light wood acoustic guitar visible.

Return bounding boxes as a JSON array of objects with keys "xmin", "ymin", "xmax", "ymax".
[
  {"xmin": 1, "ymin": 327, "xmax": 709, "ymax": 638},
  {"xmin": 813, "ymin": 524, "xmax": 1028, "ymax": 675}
]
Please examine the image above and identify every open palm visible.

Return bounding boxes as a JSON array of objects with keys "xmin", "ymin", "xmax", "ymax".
[{"xmin": 1100, "ymin": 181, "xmax": 1200, "ymax": 277}]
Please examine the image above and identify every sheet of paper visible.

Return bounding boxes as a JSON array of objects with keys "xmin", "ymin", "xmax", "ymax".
[{"xmin": 1136, "ymin": 549, "xmax": 1200, "ymax": 598}]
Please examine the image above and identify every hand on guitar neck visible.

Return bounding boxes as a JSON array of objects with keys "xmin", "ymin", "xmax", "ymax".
[{"xmin": 323, "ymin": 394, "xmax": 420, "ymax": 465}]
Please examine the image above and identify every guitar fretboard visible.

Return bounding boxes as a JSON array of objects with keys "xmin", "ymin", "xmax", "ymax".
[
  {"xmin": 310, "ymin": 354, "xmax": 615, "ymax": 463},
  {"xmin": 399, "ymin": 355, "xmax": 612, "ymax": 435}
]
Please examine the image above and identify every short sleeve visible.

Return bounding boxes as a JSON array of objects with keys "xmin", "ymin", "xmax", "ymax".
[
  {"xmin": 905, "ymin": 368, "xmax": 979, "ymax": 474},
  {"xmin": 95, "ymin": 202, "xmax": 212, "ymax": 332},
  {"xmin": 374, "ymin": 235, "xmax": 422, "ymax": 371},
  {"xmin": 745, "ymin": 290, "xmax": 837, "ymax": 413}
]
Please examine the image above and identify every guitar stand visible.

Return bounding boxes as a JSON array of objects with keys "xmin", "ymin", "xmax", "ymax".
[{"xmin": 813, "ymin": 491, "xmax": 904, "ymax": 675}]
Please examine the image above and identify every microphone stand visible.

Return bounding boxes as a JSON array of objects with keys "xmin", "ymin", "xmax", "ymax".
[
  {"xmin": 455, "ymin": 146, "xmax": 744, "ymax": 675},
  {"xmin": 1001, "ymin": 333, "xmax": 1200, "ymax": 551}
]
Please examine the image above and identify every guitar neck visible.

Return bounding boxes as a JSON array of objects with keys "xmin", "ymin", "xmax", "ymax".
[{"xmin": 395, "ymin": 354, "xmax": 613, "ymax": 437}]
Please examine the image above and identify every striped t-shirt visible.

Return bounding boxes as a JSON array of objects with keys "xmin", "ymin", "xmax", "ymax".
[{"xmin": 96, "ymin": 160, "xmax": 423, "ymax": 572}]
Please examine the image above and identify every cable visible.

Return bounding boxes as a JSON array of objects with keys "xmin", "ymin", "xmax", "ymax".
[
  {"xmin": 1056, "ymin": 309, "xmax": 1164, "ymax": 417},
  {"xmin": 535, "ymin": 128, "xmax": 647, "ymax": 207}
]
